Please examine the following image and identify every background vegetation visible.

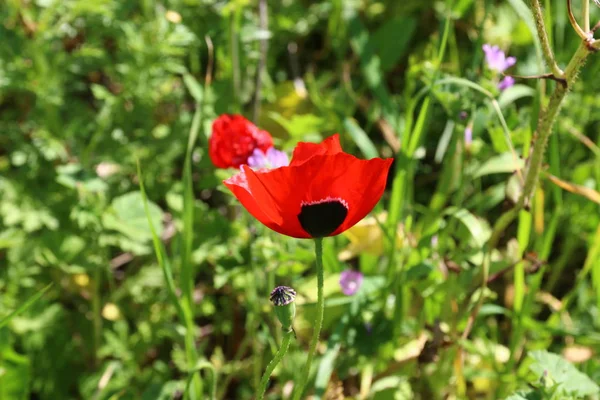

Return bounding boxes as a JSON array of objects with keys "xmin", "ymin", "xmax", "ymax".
[{"xmin": 1, "ymin": 0, "xmax": 600, "ymax": 399}]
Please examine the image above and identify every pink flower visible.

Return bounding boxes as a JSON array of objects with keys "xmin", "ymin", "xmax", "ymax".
[
  {"xmin": 498, "ymin": 76, "xmax": 515, "ymax": 91},
  {"xmin": 482, "ymin": 44, "xmax": 516, "ymax": 73},
  {"xmin": 464, "ymin": 125, "xmax": 473, "ymax": 147},
  {"xmin": 247, "ymin": 147, "xmax": 289, "ymax": 169},
  {"xmin": 339, "ymin": 269, "xmax": 364, "ymax": 296}
]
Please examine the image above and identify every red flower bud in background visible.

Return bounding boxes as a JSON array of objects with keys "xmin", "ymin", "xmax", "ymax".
[{"xmin": 209, "ymin": 114, "xmax": 274, "ymax": 169}]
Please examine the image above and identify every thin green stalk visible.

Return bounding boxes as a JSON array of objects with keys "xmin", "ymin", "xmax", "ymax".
[
  {"xmin": 530, "ymin": 0, "xmax": 564, "ymax": 77},
  {"xmin": 461, "ymin": 207, "xmax": 519, "ymax": 340},
  {"xmin": 185, "ymin": 361, "xmax": 217, "ymax": 400},
  {"xmin": 257, "ymin": 330, "xmax": 294, "ymax": 400},
  {"xmin": 519, "ymin": 41, "xmax": 590, "ymax": 210},
  {"xmin": 583, "ymin": 0, "xmax": 590, "ymax": 32},
  {"xmin": 181, "ymin": 97, "xmax": 205, "ymax": 400},
  {"xmin": 93, "ymin": 266, "xmax": 102, "ymax": 365},
  {"xmin": 292, "ymin": 238, "xmax": 325, "ymax": 400},
  {"xmin": 513, "ymin": 210, "xmax": 532, "ymax": 314},
  {"xmin": 0, "ymin": 283, "xmax": 53, "ymax": 329},
  {"xmin": 507, "ymin": 209, "xmax": 532, "ymax": 367},
  {"xmin": 230, "ymin": 4, "xmax": 242, "ymax": 111},
  {"xmin": 252, "ymin": 0, "xmax": 268, "ymax": 123}
]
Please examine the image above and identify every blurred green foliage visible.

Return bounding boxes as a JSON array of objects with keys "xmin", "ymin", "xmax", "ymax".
[{"xmin": 1, "ymin": 0, "xmax": 600, "ymax": 399}]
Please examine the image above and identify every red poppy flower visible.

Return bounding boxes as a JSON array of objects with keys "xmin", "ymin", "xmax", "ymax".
[
  {"xmin": 224, "ymin": 134, "xmax": 393, "ymax": 238},
  {"xmin": 209, "ymin": 114, "xmax": 273, "ymax": 169}
]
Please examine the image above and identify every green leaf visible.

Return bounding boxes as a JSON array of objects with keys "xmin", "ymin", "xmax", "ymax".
[
  {"xmin": 343, "ymin": 118, "xmax": 379, "ymax": 158},
  {"xmin": 370, "ymin": 376, "xmax": 413, "ymax": 400},
  {"xmin": 445, "ymin": 207, "xmax": 491, "ymax": 248},
  {"xmin": 0, "ymin": 347, "xmax": 31, "ymax": 399},
  {"xmin": 505, "ymin": 390, "xmax": 543, "ymax": 400},
  {"xmin": 529, "ymin": 350, "xmax": 600, "ymax": 397},
  {"xmin": 471, "ymin": 152, "xmax": 524, "ymax": 178},
  {"xmin": 370, "ymin": 16, "xmax": 417, "ymax": 72},
  {"xmin": 183, "ymin": 74, "xmax": 204, "ymax": 103},
  {"xmin": 102, "ymin": 191, "xmax": 164, "ymax": 241},
  {"xmin": 498, "ymin": 84, "xmax": 535, "ymax": 108}
]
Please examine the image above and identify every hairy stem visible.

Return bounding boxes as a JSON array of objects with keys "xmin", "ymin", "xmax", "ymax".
[
  {"xmin": 519, "ymin": 41, "xmax": 590, "ymax": 209},
  {"xmin": 257, "ymin": 330, "xmax": 294, "ymax": 400},
  {"xmin": 293, "ymin": 238, "xmax": 324, "ymax": 400},
  {"xmin": 530, "ymin": 0, "xmax": 564, "ymax": 76}
]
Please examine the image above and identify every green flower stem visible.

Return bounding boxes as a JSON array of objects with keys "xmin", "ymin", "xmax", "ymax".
[
  {"xmin": 257, "ymin": 330, "xmax": 294, "ymax": 400},
  {"xmin": 530, "ymin": 0, "xmax": 563, "ymax": 77},
  {"xmin": 518, "ymin": 41, "xmax": 590, "ymax": 210},
  {"xmin": 292, "ymin": 238, "xmax": 324, "ymax": 400},
  {"xmin": 583, "ymin": 0, "xmax": 590, "ymax": 32}
]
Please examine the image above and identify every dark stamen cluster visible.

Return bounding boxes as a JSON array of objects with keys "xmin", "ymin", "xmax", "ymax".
[{"xmin": 270, "ymin": 286, "xmax": 296, "ymax": 306}]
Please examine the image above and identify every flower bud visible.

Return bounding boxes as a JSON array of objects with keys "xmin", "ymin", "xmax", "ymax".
[{"xmin": 269, "ymin": 286, "xmax": 296, "ymax": 332}]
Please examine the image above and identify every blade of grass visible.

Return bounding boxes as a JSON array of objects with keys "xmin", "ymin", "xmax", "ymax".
[
  {"xmin": 137, "ymin": 160, "xmax": 185, "ymax": 321},
  {"xmin": 181, "ymin": 104, "xmax": 202, "ymax": 319},
  {"xmin": 0, "ymin": 283, "xmax": 53, "ymax": 329},
  {"xmin": 137, "ymin": 160, "xmax": 202, "ymax": 399}
]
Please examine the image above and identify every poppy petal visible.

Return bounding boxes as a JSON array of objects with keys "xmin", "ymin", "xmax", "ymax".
[
  {"xmin": 223, "ymin": 168, "xmax": 282, "ymax": 233},
  {"xmin": 244, "ymin": 152, "xmax": 391, "ymax": 238},
  {"xmin": 290, "ymin": 134, "xmax": 342, "ymax": 166},
  {"xmin": 334, "ymin": 157, "xmax": 393, "ymax": 235},
  {"xmin": 224, "ymin": 135, "xmax": 392, "ymax": 239},
  {"xmin": 290, "ymin": 153, "xmax": 391, "ymax": 237},
  {"xmin": 242, "ymin": 165, "xmax": 310, "ymax": 238}
]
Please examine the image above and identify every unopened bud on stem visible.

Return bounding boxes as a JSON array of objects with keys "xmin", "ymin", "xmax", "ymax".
[{"xmin": 270, "ymin": 286, "xmax": 296, "ymax": 332}]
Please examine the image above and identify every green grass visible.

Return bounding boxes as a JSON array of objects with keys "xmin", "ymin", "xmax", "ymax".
[{"xmin": 1, "ymin": 0, "xmax": 600, "ymax": 399}]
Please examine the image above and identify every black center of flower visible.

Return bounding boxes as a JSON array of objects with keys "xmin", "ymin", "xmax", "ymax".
[{"xmin": 298, "ymin": 200, "xmax": 348, "ymax": 238}]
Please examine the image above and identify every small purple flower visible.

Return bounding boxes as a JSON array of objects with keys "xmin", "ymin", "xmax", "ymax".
[
  {"xmin": 498, "ymin": 76, "xmax": 515, "ymax": 91},
  {"xmin": 339, "ymin": 269, "xmax": 364, "ymax": 296},
  {"xmin": 482, "ymin": 44, "xmax": 516, "ymax": 73},
  {"xmin": 464, "ymin": 124, "xmax": 473, "ymax": 147},
  {"xmin": 247, "ymin": 147, "xmax": 289, "ymax": 169}
]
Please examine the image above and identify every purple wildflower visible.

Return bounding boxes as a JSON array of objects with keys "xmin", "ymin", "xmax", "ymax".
[
  {"xmin": 339, "ymin": 269, "xmax": 364, "ymax": 296},
  {"xmin": 464, "ymin": 124, "xmax": 473, "ymax": 147},
  {"xmin": 482, "ymin": 44, "xmax": 516, "ymax": 73},
  {"xmin": 247, "ymin": 147, "xmax": 289, "ymax": 169},
  {"xmin": 498, "ymin": 76, "xmax": 515, "ymax": 91}
]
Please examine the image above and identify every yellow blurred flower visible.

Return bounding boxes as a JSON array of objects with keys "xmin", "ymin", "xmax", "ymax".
[
  {"xmin": 165, "ymin": 10, "xmax": 182, "ymax": 24},
  {"xmin": 102, "ymin": 303, "xmax": 121, "ymax": 321},
  {"xmin": 73, "ymin": 273, "xmax": 90, "ymax": 288},
  {"xmin": 338, "ymin": 212, "xmax": 405, "ymax": 261}
]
